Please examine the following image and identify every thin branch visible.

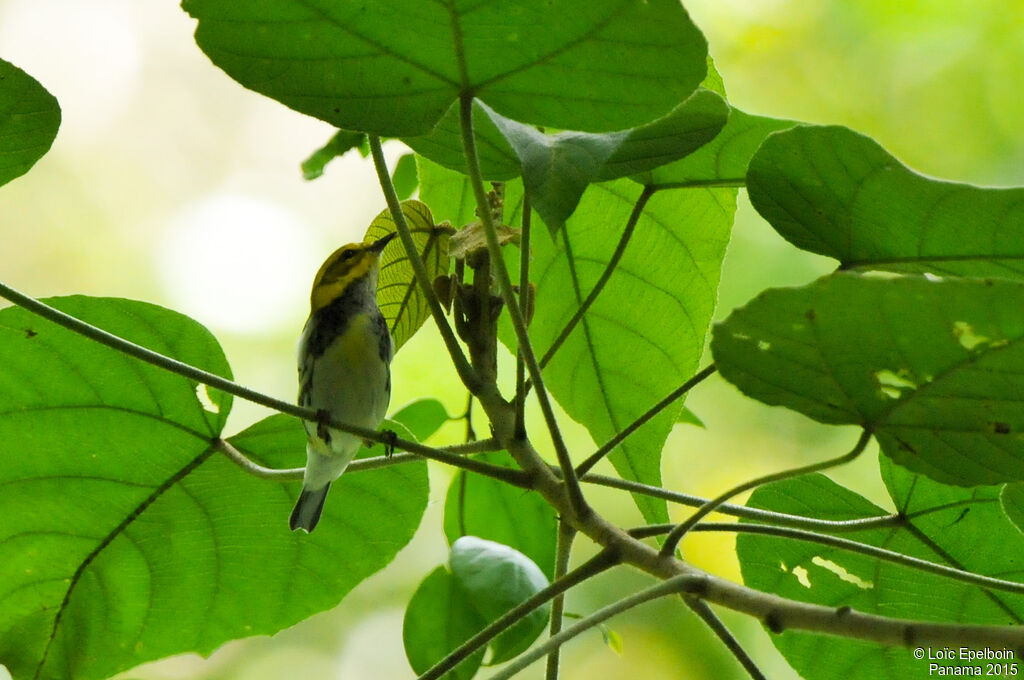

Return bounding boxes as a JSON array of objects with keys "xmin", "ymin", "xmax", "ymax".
[
  {"xmin": 546, "ymin": 522, "xmax": 576, "ymax": 680},
  {"xmin": 648, "ymin": 178, "xmax": 747, "ymax": 191},
  {"xmin": 684, "ymin": 598, "xmax": 767, "ymax": 680},
  {"xmin": 514, "ymin": 193, "xmax": 532, "ymax": 438},
  {"xmin": 641, "ymin": 521, "xmax": 1024, "ymax": 597},
  {"xmin": 458, "ymin": 94, "xmax": 588, "ymax": 519},
  {"xmin": 215, "ymin": 437, "xmax": 504, "ymax": 481},
  {"xmin": 417, "ymin": 549, "xmax": 619, "ymax": 680},
  {"xmin": 576, "ymin": 365, "xmax": 717, "ymax": 477},
  {"xmin": 487, "ymin": 575, "xmax": 700, "ymax": 680},
  {"xmin": 539, "ymin": 185, "xmax": 653, "ymax": 370},
  {"xmin": 659, "ymin": 429, "xmax": 873, "ymax": 557},
  {"xmin": 367, "ymin": 135, "xmax": 481, "ymax": 394}
]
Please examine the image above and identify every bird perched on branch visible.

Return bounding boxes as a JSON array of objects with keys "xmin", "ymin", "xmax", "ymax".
[{"xmin": 290, "ymin": 231, "xmax": 396, "ymax": 532}]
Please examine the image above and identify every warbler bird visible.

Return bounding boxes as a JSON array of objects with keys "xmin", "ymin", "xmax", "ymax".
[{"xmin": 290, "ymin": 231, "xmax": 397, "ymax": 532}]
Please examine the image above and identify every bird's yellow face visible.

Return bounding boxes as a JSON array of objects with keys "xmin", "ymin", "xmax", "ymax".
[{"xmin": 309, "ymin": 233, "xmax": 396, "ymax": 312}]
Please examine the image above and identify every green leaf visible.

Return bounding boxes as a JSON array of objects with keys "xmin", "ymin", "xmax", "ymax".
[
  {"xmin": 403, "ymin": 567, "xmax": 486, "ymax": 680},
  {"xmin": 0, "ymin": 59, "xmax": 60, "ymax": 188},
  {"xmin": 404, "ymin": 100, "xmax": 521, "ymax": 182},
  {"xmin": 449, "ymin": 536, "xmax": 550, "ymax": 665},
  {"xmin": 0, "ymin": 298, "xmax": 427, "ymax": 680},
  {"xmin": 507, "ymin": 178, "xmax": 734, "ymax": 524},
  {"xmin": 391, "ymin": 398, "xmax": 450, "ymax": 442},
  {"xmin": 366, "ymin": 200, "xmax": 455, "ymax": 351},
  {"xmin": 634, "ymin": 107, "xmax": 797, "ymax": 186},
  {"xmin": 392, "ymin": 153, "xmax": 419, "ymax": 200},
  {"xmin": 443, "ymin": 452, "xmax": 558, "ymax": 579},
  {"xmin": 676, "ymin": 406, "xmax": 705, "ymax": 428},
  {"xmin": 482, "ymin": 89, "xmax": 728, "ymax": 232},
  {"xmin": 737, "ymin": 464, "xmax": 1024, "ymax": 680},
  {"xmin": 746, "ymin": 125, "xmax": 1024, "ymax": 278},
  {"xmin": 301, "ymin": 130, "xmax": 366, "ymax": 180},
  {"xmin": 1001, "ymin": 483, "xmax": 1024, "ymax": 536},
  {"xmin": 418, "ymin": 156, "xmax": 481, "ymax": 229},
  {"xmin": 183, "ymin": 0, "xmax": 708, "ymax": 136},
  {"xmin": 712, "ymin": 273, "xmax": 1024, "ymax": 486}
]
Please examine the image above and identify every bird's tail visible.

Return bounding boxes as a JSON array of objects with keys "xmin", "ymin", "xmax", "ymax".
[{"xmin": 289, "ymin": 482, "xmax": 331, "ymax": 532}]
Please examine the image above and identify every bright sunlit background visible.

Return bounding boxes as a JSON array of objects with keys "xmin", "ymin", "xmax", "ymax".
[{"xmin": 0, "ymin": 1, "xmax": 1020, "ymax": 679}]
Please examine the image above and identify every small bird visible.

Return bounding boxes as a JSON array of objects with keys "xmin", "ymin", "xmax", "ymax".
[{"xmin": 290, "ymin": 231, "xmax": 397, "ymax": 532}]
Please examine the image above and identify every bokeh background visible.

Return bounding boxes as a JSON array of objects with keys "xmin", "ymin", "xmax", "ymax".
[{"xmin": 0, "ymin": 1, "xmax": 1021, "ymax": 678}]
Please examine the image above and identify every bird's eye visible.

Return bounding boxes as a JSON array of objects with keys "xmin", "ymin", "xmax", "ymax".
[{"xmin": 339, "ymin": 250, "xmax": 357, "ymax": 262}]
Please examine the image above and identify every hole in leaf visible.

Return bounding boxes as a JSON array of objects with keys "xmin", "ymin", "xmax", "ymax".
[
  {"xmin": 874, "ymin": 369, "xmax": 917, "ymax": 400},
  {"xmin": 195, "ymin": 384, "xmax": 220, "ymax": 414},
  {"xmin": 952, "ymin": 321, "xmax": 990, "ymax": 351},
  {"xmin": 757, "ymin": 340, "xmax": 771, "ymax": 351},
  {"xmin": 811, "ymin": 556, "xmax": 873, "ymax": 589},
  {"xmin": 792, "ymin": 565, "xmax": 811, "ymax": 588}
]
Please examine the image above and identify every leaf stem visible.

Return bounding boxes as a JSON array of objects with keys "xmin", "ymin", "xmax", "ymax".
[
  {"xmin": 545, "ymin": 522, "xmax": 576, "ymax": 680},
  {"xmin": 684, "ymin": 599, "xmax": 767, "ymax": 680},
  {"xmin": 367, "ymin": 135, "xmax": 482, "ymax": 394},
  {"xmin": 458, "ymin": 94, "xmax": 588, "ymax": 519},
  {"xmin": 514, "ymin": 193, "xmax": 532, "ymax": 438},
  {"xmin": 576, "ymin": 365, "xmax": 717, "ymax": 477},
  {"xmin": 586, "ymin": 472, "xmax": 903, "ymax": 532},
  {"xmin": 659, "ymin": 429, "xmax": 873, "ymax": 556},
  {"xmin": 657, "ymin": 522, "xmax": 1024, "ymax": 597},
  {"xmin": 487, "ymin": 574, "xmax": 699, "ymax": 680},
  {"xmin": 416, "ymin": 549, "xmax": 618, "ymax": 680},
  {"xmin": 538, "ymin": 185, "xmax": 654, "ymax": 369}
]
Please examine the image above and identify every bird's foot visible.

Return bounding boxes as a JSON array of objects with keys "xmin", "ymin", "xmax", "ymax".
[{"xmin": 315, "ymin": 409, "xmax": 332, "ymax": 444}]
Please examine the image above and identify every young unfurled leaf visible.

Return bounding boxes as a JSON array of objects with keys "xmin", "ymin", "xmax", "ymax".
[
  {"xmin": 184, "ymin": 0, "xmax": 708, "ymax": 137},
  {"xmin": 713, "ymin": 273, "xmax": 1024, "ymax": 486},
  {"xmin": 366, "ymin": 200, "xmax": 455, "ymax": 351},
  {"xmin": 747, "ymin": 125, "xmax": 1024, "ymax": 279}
]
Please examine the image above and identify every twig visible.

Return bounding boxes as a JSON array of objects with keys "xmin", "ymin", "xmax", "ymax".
[
  {"xmin": 685, "ymin": 599, "xmax": 767, "ymax": 680},
  {"xmin": 487, "ymin": 575, "xmax": 700, "ymax": 680},
  {"xmin": 659, "ymin": 429, "xmax": 873, "ymax": 556},
  {"xmin": 514, "ymin": 193, "xmax": 532, "ymax": 438},
  {"xmin": 545, "ymin": 522, "xmax": 576, "ymax": 680},
  {"xmin": 539, "ymin": 185, "xmax": 654, "ymax": 369},
  {"xmin": 576, "ymin": 365, "xmax": 717, "ymax": 476}
]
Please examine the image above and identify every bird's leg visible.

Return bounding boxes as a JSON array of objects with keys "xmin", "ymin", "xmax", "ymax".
[{"xmin": 315, "ymin": 409, "xmax": 332, "ymax": 444}]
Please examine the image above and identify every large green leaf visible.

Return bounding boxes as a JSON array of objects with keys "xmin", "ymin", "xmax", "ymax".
[
  {"xmin": 183, "ymin": 0, "xmax": 708, "ymax": 136},
  {"xmin": 513, "ymin": 179, "xmax": 734, "ymax": 524},
  {"xmin": 443, "ymin": 451, "xmax": 558, "ymax": 579},
  {"xmin": 366, "ymin": 199, "xmax": 454, "ymax": 351},
  {"xmin": 737, "ymin": 462, "xmax": 1024, "ymax": 680},
  {"xmin": 482, "ymin": 89, "xmax": 728, "ymax": 231},
  {"xmin": 0, "ymin": 297, "xmax": 427, "ymax": 680},
  {"xmin": 746, "ymin": 125, "xmax": 1024, "ymax": 278},
  {"xmin": 634, "ymin": 107, "xmax": 797, "ymax": 186},
  {"xmin": 0, "ymin": 59, "xmax": 60, "ymax": 188},
  {"xmin": 419, "ymin": 162, "xmax": 735, "ymax": 525},
  {"xmin": 405, "ymin": 99, "xmax": 521, "ymax": 182},
  {"xmin": 712, "ymin": 274, "xmax": 1024, "ymax": 486}
]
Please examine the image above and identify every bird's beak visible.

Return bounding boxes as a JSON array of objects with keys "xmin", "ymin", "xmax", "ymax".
[{"xmin": 369, "ymin": 231, "xmax": 397, "ymax": 253}]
